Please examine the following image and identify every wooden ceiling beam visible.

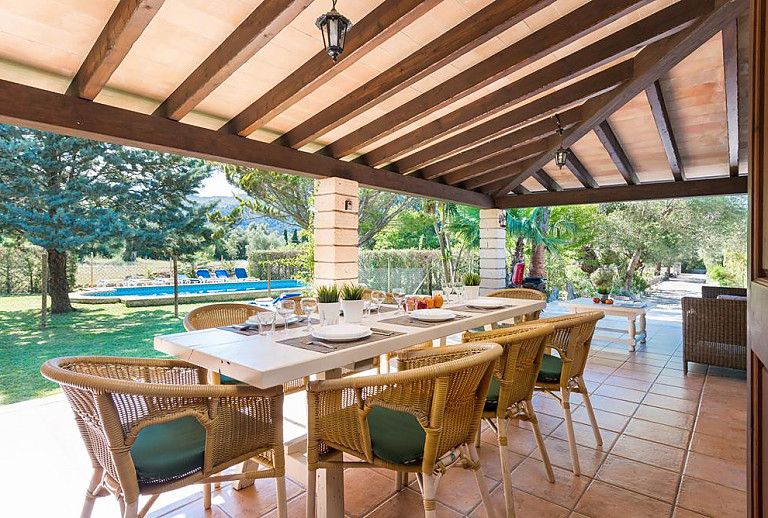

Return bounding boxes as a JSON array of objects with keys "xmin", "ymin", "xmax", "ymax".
[
  {"xmin": 0, "ymin": 79, "xmax": 493, "ymax": 208},
  {"xmin": 593, "ymin": 120, "xmax": 640, "ymax": 184},
  {"xmin": 443, "ymin": 140, "xmax": 549, "ymax": 185},
  {"xmin": 492, "ymin": 0, "xmax": 746, "ymax": 198},
  {"xmin": 389, "ymin": 63, "xmax": 632, "ymax": 174},
  {"xmin": 532, "ymin": 170, "xmax": 563, "ymax": 192},
  {"xmin": 465, "ymin": 166, "xmax": 524, "ymax": 191},
  {"xmin": 513, "ymin": 186, "xmax": 531, "ymax": 195},
  {"xmin": 496, "ymin": 177, "xmax": 747, "ymax": 208},
  {"xmin": 421, "ymin": 108, "xmax": 581, "ymax": 180},
  {"xmin": 277, "ymin": 0, "xmax": 557, "ymax": 149},
  {"xmin": 722, "ymin": 20, "xmax": 740, "ymax": 176},
  {"xmin": 222, "ymin": 0, "xmax": 442, "ymax": 136},
  {"xmin": 646, "ymin": 80, "xmax": 685, "ymax": 182},
  {"xmin": 67, "ymin": 0, "xmax": 165, "ymax": 100},
  {"xmin": 154, "ymin": 0, "xmax": 312, "ymax": 121},
  {"xmin": 356, "ymin": 0, "xmax": 701, "ymax": 168},
  {"xmin": 566, "ymin": 153, "xmax": 600, "ymax": 188}
]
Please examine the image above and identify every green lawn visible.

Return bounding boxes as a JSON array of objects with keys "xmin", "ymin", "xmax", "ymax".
[{"xmin": 0, "ymin": 295, "xmax": 207, "ymax": 405}]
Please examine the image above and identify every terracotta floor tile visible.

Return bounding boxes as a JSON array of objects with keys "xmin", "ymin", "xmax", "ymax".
[
  {"xmin": 689, "ymin": 432, "xmax": 746, "ymax": 463},
  {"xmin": 260, "ymin": 494, "xmax": 306, "ymax": 518},
  {"xmin": 611, "ymin": 435, "xmax": 686, "ymax": 471},
  {"xmin": 485, "ymin": 425, "xmax": 539, "ymax": 456},
  {"xmin": 649, "ymin": 383, "xmax": 701, "ymax": 401},
  {"xmin": 602, "ymin": 376, "xmax": 654, "ymax": 392},
  {"xmin": 153, "ymin": 501, "xmax": 230, "ymax": 518},
  {"xmin": 594, "ymin": 385, "xmax": 647, "ymax": 403},
  {"xmin": 530, "ymin": 436, "xmax": 608, "ymax": 478},
  {"xmin": 616, "ymin": 363, "xmax": 663, "ymax": 375},
  {"xmin": 570, "ymin": 407, "xmax": 631, "ymax": 433},
  {"xmin": 684, "ymin": 452, "xmax": 747, "ymax": 492},
  {"xmin": 341, "ymin": 468, "xmax": 397, "ymax": 517},
  {"xmin": 550, "ymin": 421, "xmax": 619, "ymax": 451},
  {"xmin": 626, "ymin": 356, "xmax": 669, "ymax": 367},
  {"xmin": 672, "ymin": 507, "xmax": 708, "ymax": 518},
  {"xmin": 533, "ymin": 395, "xmax": 577, "ymax": 418},
  {"xmin": 511, "ymin": 411, "xmax": 564, "ymax": 435},
  {"xmin": 611, "ymin": 370, "xmax": 659, "ymax": 382},
  {"xmin": 469, "ymin": 483, "xmax": 570, "ymax": 518},
  {"xmin": 575, "ymin": 480, "xmax": 672, "ymax": 518},
  {"xmin": 596, "ymin": 455, "xmax": 680, "ymax": 503},
  {"xmin": 656, "ymin": 374, "xmax": 705, "ymax": 390},
  {"xmin": 475, "ymin": 441, "xmax": 526, "ymax": 482},
  {"xmin": 694, "ymin": 415, "xmax": 746, "ymax": 441},
  {"xmin": 510, "ymin": 458, "xmax": 591, "ymax": 509},
  {"xmin": 586, "ymin": 395, "xmax": 639, "ymax": 416},
  {"xmin": 217, "ymin": 477, "xmax": 303, "ymax": 518},
  {"xmin": 624, "ymin": 418, "xmax": 691, "ymax": 449},
  {"xmin": 425, "ymin": 466, "xmax": 499, "ymax": 515},
  {"xmin": 642, "ymin": 393, "xmax": 699, "ymax": 414},
  {"xmin": 365, "ymin": 487, "xmax": 462, "ymax": 518},
  {"xmin": 677, "ymin": 476, "xmax": 747, "ymax": 518},
  {"xmin": 633, "ymin": 405, "xmax": 695, "ymax": 430}
]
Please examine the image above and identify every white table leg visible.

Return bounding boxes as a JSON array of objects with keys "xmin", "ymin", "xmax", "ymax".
[
  {"xmin": 316, "ymin": 368, "xmax": 344, "ymax": 518},
  {"xmin": 628, "ymin": 317, "xmax": 636, "ymax": 352}
]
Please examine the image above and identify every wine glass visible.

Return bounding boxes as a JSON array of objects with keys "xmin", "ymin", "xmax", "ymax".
[
  {"xmin": 300, "ymin": 297, "xmax": 317, "ymax": 331},
  {"xmin": 371, "ymin": 290, "xmax": 385, "ymax": 313},
  {"xmin": 257, "ymin": 310, "xmax": 276, "ymax": 335},
  {"xmin": 392, "ymin": 288, "xmax": 406, "ymax": 315},
  {"xmin": 276, "ymin": 299, "xmax": 296, "ymax": 332}
]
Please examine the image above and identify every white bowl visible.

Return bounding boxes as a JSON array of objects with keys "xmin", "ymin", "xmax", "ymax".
[
  {"xmin": 465, "ymin": 298, "xmax": 506, "ymax": 309},
  {"xmin": 312, "ymin": 324, "xmax": 372, "ymax": 342},
  {"xmin": 409, "ymin": 308, "xmax": 457, "ymax": 322}
]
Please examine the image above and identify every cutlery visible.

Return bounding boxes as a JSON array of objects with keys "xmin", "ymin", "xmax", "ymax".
[
  {"xmin": 305, "ymin": 340, "xmax": 335, "ymax": 350},
  {"xmin": 371, "ymin": 329, "xmax": 396, "ymax": 336}
]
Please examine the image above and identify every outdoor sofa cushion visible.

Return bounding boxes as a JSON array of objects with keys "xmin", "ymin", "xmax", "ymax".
[
  {"xmin": 716, "ymin": 294, "xmax": 748, "ymax": 301},
  {"xmin": 131, "ymin": 416, "xmax": 206, "ymax": 483},
  {"xmin": 367, "ymin": 406, "xmax": 426, "ymax": 465}
]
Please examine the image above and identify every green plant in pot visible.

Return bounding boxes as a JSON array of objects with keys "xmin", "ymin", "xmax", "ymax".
[
  {"xmin": 316, "ymin": 284, "xmax": 341, "ymax": 325},
  {"xmin": 590, "ymin": 267, "xmax": 616, "ymax": 302},
  {"xmin": 340, "ymin": 284, "xmax": 366, "ymax": 323},
  {"xmin": 462, "ymin": 272, "xmax": 481, "ymax": 300}
]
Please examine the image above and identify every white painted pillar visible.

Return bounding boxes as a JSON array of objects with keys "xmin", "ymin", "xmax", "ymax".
[
  {"xmin": 479, "ymin": 209, "xmax": 507, "ymax": 295},
  {"xmin": 314, "ymin": 178, "xmax": 359, "ymax": 286}
]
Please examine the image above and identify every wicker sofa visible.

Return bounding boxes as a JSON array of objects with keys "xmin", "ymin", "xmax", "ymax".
[{"xmin": 682, "ymin": 286, "xmax": 747, "ymax": 373}]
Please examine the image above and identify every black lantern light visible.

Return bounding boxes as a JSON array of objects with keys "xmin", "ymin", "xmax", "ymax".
[
  {"xmin": 554, "ymin": 113, "xmax": 568, "ymax": 169},
  {"xmin": 316, "ymin": 0, "xmax": 353, "ymax": 62}
]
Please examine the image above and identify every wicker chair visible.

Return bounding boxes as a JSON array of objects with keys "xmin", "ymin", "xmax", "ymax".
[
  {"xmin": 487, "ymin": 288, "xmax": 547, "ymax": 324},
  {"xmin": 682, "ymin": 286, "xmax": 747, "ymax": 373},
  {"xmin": 41, "ymin": 356, "xmax": 287, "ymax": 518},
  {"xmin": 524, "ymin": 311, "xmax": 605, "ymax": 476},
  {"xmin": 462, "ymin": 323, "xmax": 557, "ymax": 515},
  {"xmin": 306, "ymin": 343, "xmax": 503, "ymax": 518}
]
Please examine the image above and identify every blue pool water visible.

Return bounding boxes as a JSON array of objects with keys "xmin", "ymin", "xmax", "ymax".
[{"xmin": 84, "ymin": 279, "xmax": 305, "ymax": 298}]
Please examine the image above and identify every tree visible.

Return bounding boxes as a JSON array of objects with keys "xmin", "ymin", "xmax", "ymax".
[
  {"xmin": 506, "ymin": 208, "xmax": 575, "ymax": 278},
  {"xmin": 291, "ymin": 229, "xmax": 300, "ymax": 244},
  {"xmin": 0, "ymin": 125, "xmax": 211, "ymax": 313},
  {"xmin": 222, "ymin": 165, "xmax": 416, "ymax": 247}
]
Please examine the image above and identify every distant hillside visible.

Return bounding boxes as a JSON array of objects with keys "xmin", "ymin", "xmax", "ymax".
[{"xmin": 191, "ymin": 195, "xmax": 300, "ymax": 233}]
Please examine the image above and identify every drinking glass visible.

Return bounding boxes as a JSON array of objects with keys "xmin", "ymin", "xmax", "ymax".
[
  {"xmin": 257, "ymin": 310, "xmax": 276, "ymax": 335},
  {"xmin": 276, "ymin": 299, "xmax": 296, "ymax": 332},
  {"xmin": 392, "ymin": 288, "xmax": 406, "ymax": 315},
  {"xmin": 300, "ymin": 297, "xmax": 317, "ymax": 332},
  {"xmin": 371, "ymin": 290, "xmax": 386, "ymax": 313}
]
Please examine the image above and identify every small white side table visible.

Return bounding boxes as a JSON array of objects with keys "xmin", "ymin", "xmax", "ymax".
[{"xmin": 560, "ymin": 298, "xmax": 654, "ymax": 352}]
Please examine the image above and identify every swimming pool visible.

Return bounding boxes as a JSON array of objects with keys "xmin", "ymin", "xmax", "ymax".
[{"xmin": 71, "ymin": 279, "xmax": 305, "ymax": 307}]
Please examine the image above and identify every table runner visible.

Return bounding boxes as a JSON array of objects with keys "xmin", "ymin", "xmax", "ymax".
[
  {"xmin": 277, "ymin": 328, "xmax": 406, "ymax": 354},
  {"xmin": 379, "ymin": 313, "xmax": 470, "ymax": 328}
]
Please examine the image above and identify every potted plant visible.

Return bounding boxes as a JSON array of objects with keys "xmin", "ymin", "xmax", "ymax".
[
  {"xmin": 340, "ymin": 284, "xmax": 366, "ymax": 323},
  {"xmin": 462, "ymin": 272, "xmax": 481, "ymax": 300},
  {"xmin": 316, "ymin": 285, "xmax": 341, "ymax": 325},
  {"xmin": 590, "ymin": 267, "xmax": 616, "ymax": 303}
]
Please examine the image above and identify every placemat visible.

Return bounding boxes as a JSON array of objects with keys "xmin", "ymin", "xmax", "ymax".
[
  {"xmin": 277, "ymin": 328, "xmax": 406, "ymax": 354},
  {"xmin": 379, "ymin": 313, "xmax": 470, "ymax": 328},
  {"xmin": 447, "ymin": 304, "xmax": 504, "ymax": 313},
  {"xmin": 219, "ymin": 317, "xmax": 313, "ymax": 336}
]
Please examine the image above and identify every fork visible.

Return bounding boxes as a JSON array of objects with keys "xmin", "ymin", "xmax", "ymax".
[{"xmin": 305, "ymin": 339, "xmax": 335, "ymax": 350}]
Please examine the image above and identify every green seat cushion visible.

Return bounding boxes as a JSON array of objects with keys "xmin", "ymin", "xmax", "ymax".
[
  {"xmin": 484, "ymin": 376, "xmax": 500, "ymax": 412},
  {"xmin": 219, "ymin": 374, "xmax": 244, "ymax": 385},
  {"xmin": 537, "ymin": 354, "xmax": 563, "ymax": 384},
  {"xmin": 131, "ymin": 416, "xmax": 206, "ymax": 483},
  {"xmin": 367, "ymin": 406, "xmax": 425, "ymax": 465}
]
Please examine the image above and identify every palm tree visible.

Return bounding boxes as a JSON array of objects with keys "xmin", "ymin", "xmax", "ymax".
[{"xmin": 506, "ymin": 207, "xmax": 576, "ymax": 278}]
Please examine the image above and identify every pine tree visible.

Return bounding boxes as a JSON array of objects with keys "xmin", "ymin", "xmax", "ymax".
[
  {"xmin": 291, "ymin": 229, "xmax": 300, "ymax": 244},
  {"xmin": 0, "ymin": 125, "xmax": 212, "ymax": 313}
]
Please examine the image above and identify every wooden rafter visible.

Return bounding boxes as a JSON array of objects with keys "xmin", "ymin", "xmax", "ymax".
[
  {"xmin": 497, "ymin": 177, "xmax": 747, "ymax": 208},
  {"xmin": 0, "ymin": 79, "xmax": 493, "ymax": 208},
  {"xmin": 532, "ymin": 170, "xmax": 563, "ymax": 192},
  {"xmin": 387, "ymin": 62, "xmax": 632, "ymax": 174},
  {"xmin": 443, "ymin": 140, "xmax": 549, "ymax": 185},
  {"xmin": 67, "ymin": 0, "xmax": 165, "ymax": 100},
  {"xmin": 153, "ymin": 0, "xmax": 312, "ymax": 121},
  {"xmin": 421, "ymin": 109, "xmax": 581, "ymax": 180},
  {"xmin": 492, "ymin": 0, "xmax": 747, "ymax": 198},
  {"xmin": 566, "ymin": 153, "xmax": 599, "ymax": 188},
  {"xmin": 513, "ymin": 186, "xmax": 532, "ymax": 195},
  {"xmin": 646, "ymin": 80, "xmax": 685, "ymax": 182},
  {"xmin": 722, "ymin": 19, "xmax": 740, "ymax": 176},
  {"xmin": 593, "ymin": 120, "xmax": 640, "ymax": 184},
  {"xmin": 356, "ymin": 0, "xmax": 703, "ymax": 169},
  {"xmin": 276, "ymin": 0, "xmax": 556, "ymax": 149},
  {"xmin": 465, "ymin": 166, "xmax": 524, "ymax": 191},
  {"xmin": 222, "ymin": 0, "xmax": 442, "ymax": 136}
]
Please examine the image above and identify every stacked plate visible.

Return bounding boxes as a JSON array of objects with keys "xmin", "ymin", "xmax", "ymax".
[
  {"xmin": 409, "ymin": 308, "xmax": 457, "ymax": 322},
  {"xmin": 465, "ymin": 298, "xmax": 507, "ymax": 309},
  {"xmin": 311, "ymin": 324, "xmax": 372, "ymax": 342}
]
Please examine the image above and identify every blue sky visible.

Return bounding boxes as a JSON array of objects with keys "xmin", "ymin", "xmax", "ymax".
[{"xmin": 196, "ymin": 168, "xmax": 245, "ymax": 197}]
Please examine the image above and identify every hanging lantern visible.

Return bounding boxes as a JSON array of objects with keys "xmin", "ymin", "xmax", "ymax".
[
  {"xmin": 316, "ymin": 0, "xmax": 353, "ymax": 62},
  {"xmin": 553, "ymin": 114, "xmax": 568, "ymax": 169}
]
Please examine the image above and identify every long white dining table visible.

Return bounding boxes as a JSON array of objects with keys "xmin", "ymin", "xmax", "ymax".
[{"xmin": 154, "ymin": 298, "xmax": 546, "ymax": 518}]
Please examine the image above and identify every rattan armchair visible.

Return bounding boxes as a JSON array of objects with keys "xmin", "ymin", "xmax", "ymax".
[
  {"xmin": 41, "ymin": 356, "xmax": 287, "ymax": 518},
  {"xmin": 682, "ymin": 286, "xmax": 747, "ymax": 373},
  {"xmin": 306, "ymin": 343, "xmax": 503, "ymax": 518},
  {"xmin": 523, "ymin": 311, "xmax": 604, "ymax": 476},
  {"xmin": 462, "ymin": 324, "xmax": 556, "ymax": 514},
  {"xmin": 488, "ymin": 288, "xmax": 547, "ymax": 324}
]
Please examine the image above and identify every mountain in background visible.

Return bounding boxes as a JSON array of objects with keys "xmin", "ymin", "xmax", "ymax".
[{"xmin": 191, "ymin": 195, "xmax": 300, "ymax": 234}]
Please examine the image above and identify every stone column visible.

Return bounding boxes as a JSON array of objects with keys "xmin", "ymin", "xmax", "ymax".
[
  {"xmin": 479, "ymin": 208, "xmax": 507, "ymax": 295},
  {"xmin": 314, "ymin": 177, "xmax": 359, "ymax": 286}
]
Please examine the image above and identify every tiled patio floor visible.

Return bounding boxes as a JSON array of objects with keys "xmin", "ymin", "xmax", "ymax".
[{"xmin": 0, "ymin": 299, "xmax": 747, "ymax": 517}]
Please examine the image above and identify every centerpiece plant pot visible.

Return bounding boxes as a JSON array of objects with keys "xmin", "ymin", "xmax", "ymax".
[
  {"xmin": 463, "ymin": 273, "xmax": 481, "ymax": 301},
  {"xmin": 590, "ymin": 267, "xmax": 616, "ymax": 303},
  {"xmin": 340, "ymin": 284, "xmax": 366, "ymax": 323},
  {"xmin": 316, "ymin": 285, "xmax": 341, "ymax": 326}
]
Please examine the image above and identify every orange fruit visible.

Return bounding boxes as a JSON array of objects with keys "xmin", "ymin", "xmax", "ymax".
[
  {"xmin": 433, "ymin": 294, "xmax": 444, "ymax": 308},
  {"xmin": 425, "ymin": 297, "xmax": 435, "ymax": 309}
]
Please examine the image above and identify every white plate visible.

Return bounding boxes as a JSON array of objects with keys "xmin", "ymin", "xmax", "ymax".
[
  {"xmin": 465, "ymin": 298, "xmax": 507, "ymax": 309},
  {"xmin": 312, "ymin": 324, "xmax": 372, "ymax": 342},
  {"xmin": 409, "ymin": 308, "xmax": 457, "ymax": 322}
]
